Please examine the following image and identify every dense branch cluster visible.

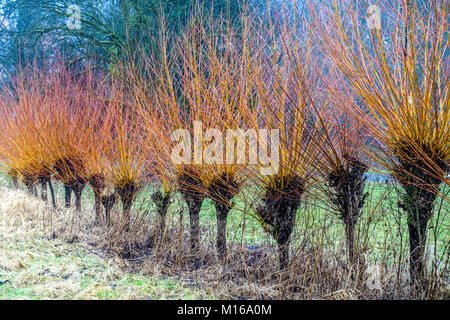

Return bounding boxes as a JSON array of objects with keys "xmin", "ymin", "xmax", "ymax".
[{"xmin": 0, "ymin": 0, "xmax": 447, "ymax": 296}]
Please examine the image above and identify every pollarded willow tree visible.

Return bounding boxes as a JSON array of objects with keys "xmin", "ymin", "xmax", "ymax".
[
  {"xmin": 247, "ymin": 11, "xmax": 325, "ymax": 270},
  {"xmin": 310, "ymin": 0, "xmax": 449, "ymax": 286},
  {"xmin": 174, "ymin": 13, "xmax": 261, "ymax": 261},
  {"xmin": 103, "ymin": 77, "xmax": 152, "ymax": 231},
  {"xmin": 315, "ymin": 83, "xmax": 370, "ymax": 268},
  {"xmin": 131, "ymin": 10, "xmax": 262, "ymax": 259},
  {"xmin": 124, "ymin": 47, "xmax": 176, "ymax": 245},
  {"xmin": 127, "ymin": 26, "xmax": 208, "ymax": 252},
  {"xmin": 45, "ymin": 63, "xmax": 103, "ymax": 212},
  {"xmin": 297, "ymin": 56, "xmax": 373, "ymax": 268},
  {"xmin": 85, "ymin": 82, "xmax": 121, "ymax": 226}
]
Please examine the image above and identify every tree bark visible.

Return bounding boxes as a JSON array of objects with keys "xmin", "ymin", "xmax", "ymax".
[
  {"xmin": 64, "ymin": 185, "xmax": 72, "ymax": 208},
  {"xmin": 257, "ymin": 204, "xmax": 296, "ymax": 271},
  {"xmin": 159, "ymin": 209, "xmax": 167, "ymax": 241},
  {"xmin": 11, "ymin": 175, "xmax": 18, "ymax": 189},
  {"xmin": 398, "ymin": 179, "xmax": 437, "ymax": 288},
  {"xmin": 89, "ymin": 174, "xmax": 106, "ymax": 223},
  {"xmin": 93, "ymin": 191, "xmax": 102, "ymax": 223},
  {"xmin": 117, "ymin": 183, "xmax": 136, "ymax": 231},
  {"xmin": 121, "ymin": 194, "xmax": 133, "ymax": 230},
  {"xmin": 394, "ymin": 146, "xmax": 444, "ymax": 288},
  {"xmin": 40, "ymin": 180, "xmax": 47, "ymax": 201},
  {"xmin": 187, "ymin": 199, "xmax": 203, "ymax": 251},
  {"xmin": 155, "ymin": 192, "xmax": 171, "ymax": 245},
  {"xmin": 101, "ymin": 194, "xmax": 116, "ymax": 227},
  {"xmin": 26, "ymin": 183, "xmax": 37, "ymax": 197},
  {"xmin": 276, "ymin": 230, "xmax": 290, "ymax": 271},
  {"xmin": 407, "ymin": 213, "xmax": 428, "ymax": 288},
  {"xmin": 104, "ymin": 200, "xmax": 113, "ymax": 226},
  {"xmin": 48, "ymin": 180, "xmax": 57, "ymax": 208},
  {"xmin": 214, "ymin": 203, "xmax": 230, "ymax": 261},
  {"xmin": 31, "ymin": 185, "xmax": 38, "ymax": 197},
  {"xmin": 73, "ymin": 183, "xmax": 85, "ymax": 212},
  {"xmin": 345, "ymin": 220, "xmax": 357, "ymax": 266}
]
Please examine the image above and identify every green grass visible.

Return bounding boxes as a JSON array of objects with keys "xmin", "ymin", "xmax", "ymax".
[
  {"xmin": 0, "ymin": 235, "xmax": 213, "ymax": 300},
  {"xmin": 149, "ymin": 180, "xmax": 449, "ymax": 261},
  {"xmin": 5, "ymin": 171, "xmax": 447, "ymax": 259}
]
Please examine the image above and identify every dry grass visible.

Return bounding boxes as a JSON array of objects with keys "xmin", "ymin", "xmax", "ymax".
[
  {"xmin": 0, "ymin": 182, "xmax": 448, "ymax": 300},
  {"xmin": 0, "ymin": 186, "xmax": 211, "ymax": 300}
]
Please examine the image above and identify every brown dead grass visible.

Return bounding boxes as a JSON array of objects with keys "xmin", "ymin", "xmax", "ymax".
[
  {"xmin": 0, "ymin": 187, "xmax": 210, "ymax": 300},
  {"xmin": 0, "ymin": 186, "xmax": 447, "ymax": 300}
]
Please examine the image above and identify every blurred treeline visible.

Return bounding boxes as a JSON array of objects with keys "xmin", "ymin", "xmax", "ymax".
[{"xmin": 0, "ymin": 0, "xmax": 269, "ymax": 77}]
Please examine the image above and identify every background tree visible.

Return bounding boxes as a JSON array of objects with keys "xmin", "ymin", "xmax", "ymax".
[{"xmin": 0, "ymin": 0, "xmax": 267, "ymax": 76}]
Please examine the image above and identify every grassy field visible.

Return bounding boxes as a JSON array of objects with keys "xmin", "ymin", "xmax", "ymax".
[
  {"xmin": 0, "ymin": 173, "xmax": 448, "ymax": 299},
  {"xmin": 153, "ymin": 180, "xmax": 450, "ymax": 265},
  {"xmin": 0, "ymin": 236, "xmax": 212, "ymax": 300},
  {"xmin": 0, "ymin": 183, "xmax": 213, "ymax": 300}
]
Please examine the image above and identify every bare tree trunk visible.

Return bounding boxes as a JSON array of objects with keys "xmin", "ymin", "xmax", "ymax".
[
  {"xmin": 258, "ymin": 177, "xmax": 303, "ymax": 271},
  {"xmin": 152, "ymin": 191, "xmax": 171, "ymax": 245},
  {"xmin": 116, "ymin": 182, "xmax": 136, "ymax": 231},
  {"xmin": 48, "ymin": 180, "xmax": 57, "ymax": 208},
  {"xmin": 31, "ymin": 185, "xmax": 38, "ymax": 197},
  {"xmin": 64, "ymin": 185, "xmax": 72, "ymax": 208},
  {"xmin": 74, "ymin": 189, "xmax": 82, "ymax": 211},
  {"xmin": 118, "ymin": 184, "xmax": 135, "ymax": 231},
  {"xmin": 8, "ymin": 169, "xmax": 19, "ymax": 189},
  {"xmin": 89, "ymin": 174, "xmax": 105, "ymax": 224},
  {"xmin": 73, "ymin": 183, "xmax": 85, "ymax": 212},
  {"xmin": 25, "ymin": 180, "xmax": 37, "ymax": 196},
  {"xmin": 122, "ymin": 200, "xmax": 132, "ymax": 230},
  {"xmin": 214, "ymin": 203, "xmax": 230, "ymax": 261},
  {"xmin": 187, "ymin": 199, "xmax": 203, "ymax": 251},
  {"xmin": 177, "ymin": 170, "xmax": 206, "ymax": 254},
  {"xmin": 101, "ymin": 194, "xmax": 116, "ymax": 227},
  {"xmin": 274, "ymin": 224, "xmax": 293, "ymax": 271},
  {"xmin": 159, "ymin": 209, "xmax": 167, "ymax": 242},
  {"xmin": 407, "ymin": 208, "xmax": 429, "ymax": 289},
  {"xmin": 11, "ymin": 175, "xmax": 18, "ymax": 189},
  {"xmin": 345, "ymin": 220, "xmax": 357, "ymax": 266},
  {"xmin": 277, "ymin": 236, "xmax": 290, "ymax": 271},
  {"xmin": 105, "ymin": 204, "xmax": 112, "ymax": 226},
  {"xmin": 40, "ymin": 179, "xmax": 47, "ymax": 201},
  {"xmin": 328, "ymin": 160, "xmax": 367, "ymax": 272},
  {"xmin": 93, "ymin": 192, "xmax": 102, "ymax": 223},
  {"xmin": 394, "ymin": 146, "xmax": 445, "ymax": 289},
  {"xmin": 398, "ymin": 175, "xmax": 438, "ymax": 288}
]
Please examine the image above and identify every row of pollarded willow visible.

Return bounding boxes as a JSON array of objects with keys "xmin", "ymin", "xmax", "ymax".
[
  {"xmin": 0, "ymin": 62, "xmax": 153, "ymax": 231},
  {"xmin": 0, "ymin": 2, "xmax": 447, "ymax": 293}
]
